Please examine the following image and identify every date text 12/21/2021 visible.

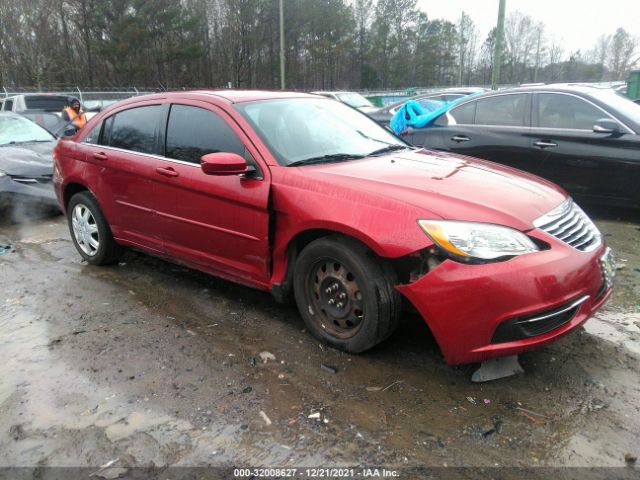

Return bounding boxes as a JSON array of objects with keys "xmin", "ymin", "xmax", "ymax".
[{"xmin": 233, "ymin": 468, "xmax": 400, "ymax": 478}]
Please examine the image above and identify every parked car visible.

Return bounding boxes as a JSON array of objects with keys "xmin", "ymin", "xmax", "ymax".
[
  {"xmin": 53, "ymin": 91, "xmax": 613, "ymax": 366},
  {"xmin": 1, "ymin": 94, "xmax": 70, "ymax": 114},
  {"xmin": 20, "ymin": 111, "xmax": 68, "ymax": 136},
  {"xmin": 0, "ymin": 112, "xmax": 59, "ymax": 214},
  {"xmin": 367, "ymin": 88, "xmax": 486, "ymax": 125},
  {"xmin": 311, "ymin": 91, "xmax": 377, "ymax": 112},
  {"xmin": 403, "ymin": 85, "xmax": 640, "ymax": 208}
]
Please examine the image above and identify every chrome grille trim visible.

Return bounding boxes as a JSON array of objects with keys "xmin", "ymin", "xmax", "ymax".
[
  {"xmin": 11, "ymin": 175, "xmax": 53, "ymax": 185},
  {"xmin": 534, "ymin": 198, "xmax": 601, "ymax": 252},
  {"xmin": 513, "ymin": 295, "xmax": 589, "ymax": 325}
]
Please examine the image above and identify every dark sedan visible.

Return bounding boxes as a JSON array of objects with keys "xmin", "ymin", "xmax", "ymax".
[
  {"xmin": 0, "ymin": 112, "xmax": 59, "ymax": 217},
  {"xmin": 367, "ymin": 88, "xmax": 486, "ymax": 125},
  {"xmin": 404, "ymin": 85, "xmax": 640, "ymax": 208}
]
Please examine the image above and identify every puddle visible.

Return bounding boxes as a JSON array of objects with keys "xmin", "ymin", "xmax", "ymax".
[{"xmin": 585, "ymin": 310, "xmax": 640, "ymax": 356}]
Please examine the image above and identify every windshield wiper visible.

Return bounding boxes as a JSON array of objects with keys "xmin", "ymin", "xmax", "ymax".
[
  {"xmin": 367, "ymin": 144, "xmax": 410, "ymax": 156},
  {"xmin": 287, "ymin": 153, "xmax": 365, "ymax": 167},
  {"xmin": 6, "ymin": 140, "xmax": 51, "ymax": 145}
]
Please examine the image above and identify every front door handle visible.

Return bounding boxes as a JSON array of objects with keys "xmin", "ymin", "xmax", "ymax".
[
  {"xmin": 534, "ymin": 141, "xmax": 558, "ymax": 148},
  {"xmin": 451, "ymin": 135, "xmax": 470, "ymax": 143},
  {"xmin": 155, "ymin": 167, "xmax": 179, "ymax": 177},
  {"xmin": 92, "ymin": 152, "xmax": 108, "ymax": 161}
]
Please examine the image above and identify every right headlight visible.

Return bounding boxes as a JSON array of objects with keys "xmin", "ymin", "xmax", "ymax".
[{"xmin": 418, "ymin": 219, "xmax": 539, "ymax": 262}]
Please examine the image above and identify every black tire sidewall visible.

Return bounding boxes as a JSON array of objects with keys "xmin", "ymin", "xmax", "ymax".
[{"xmin": 293, "ymin": 236, "xmax": 394, "ymax": 353}]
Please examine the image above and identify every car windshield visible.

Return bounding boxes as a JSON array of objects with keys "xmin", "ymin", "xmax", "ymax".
[
  {"xmin": 0, "ymin": 115, "xmax": 55, "ymax": 145},
  {"xmin": 336, "ymin": 93, "xmax": 374, "ymax": 108},
  {"xmin": 589, "ymin": 89, "xmax": 640, "ymax": 129},
  {"xmin": 235, "ymin": 98, "xmax": 408, "ymax": 166}
]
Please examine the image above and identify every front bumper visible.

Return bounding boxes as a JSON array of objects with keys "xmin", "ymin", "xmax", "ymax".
[{"xmin": 396, "ymin": 232, "xmax": 611, "ymax": 365}]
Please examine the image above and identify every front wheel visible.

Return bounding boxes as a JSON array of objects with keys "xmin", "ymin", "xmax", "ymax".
[
  {"xmin": 67, "ymin": 191, "xmax": 124, "ymax": 265},
  {"xmin": 293, "ymin": 235, "xmax": 401, "ymax": 353}
]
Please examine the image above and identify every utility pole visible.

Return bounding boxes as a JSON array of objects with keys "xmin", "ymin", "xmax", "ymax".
[
  {"xmin": 491, "ymin": 0, "xmax": 506, "ymax": 90},
  {"xmin": 534, "ymin": 28, "xmax": 541, "ymax": 83},
  {"xmin": 458, "ymin": 12, "xmax": 464, "ymax": 86},
  {"xmin": 279, "ymin": 0, "xmax": 285, "ymax": 89}
]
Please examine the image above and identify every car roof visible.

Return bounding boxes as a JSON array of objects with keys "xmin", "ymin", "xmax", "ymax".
[
  {"xmin": 482, "ymin": 83, "xmax": 617, "ymax": 96},
  {"xmin": 310, "ymin": 91, "xmax": 361, "ymax": 95},
  {"xmin": 112, "ymin": 89, "xmax": 320, "ymax": 107}
]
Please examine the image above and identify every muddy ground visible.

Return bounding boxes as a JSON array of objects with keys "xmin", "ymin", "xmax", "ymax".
[{"xmin": 0, "ymin": 205, "xmax": 638, "ymax": 478}]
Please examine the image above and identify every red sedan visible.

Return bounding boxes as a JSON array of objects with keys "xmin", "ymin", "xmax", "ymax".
[{"xmin": 52, "ymin": 90, "xmax": 615, "ymax": 365}]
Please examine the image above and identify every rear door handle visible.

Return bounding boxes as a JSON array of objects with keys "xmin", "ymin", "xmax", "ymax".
[
  {"xmin": 451, "ymin": 135, "xmax": 470, "ymax": 143},
  {"xmin": 567, "ymin": 159, "xmax": 597, "ymax": 168},
  {"xmin": 155, "ymin": 167, "xmax": 179, "ymax": 177},
  {"xmin": 92, "ymin": 152, "xmax": 108, "ymax": 161},
  {"xmin": 534, "ymin": 141, "xmax": 558, "ymax": 148}
]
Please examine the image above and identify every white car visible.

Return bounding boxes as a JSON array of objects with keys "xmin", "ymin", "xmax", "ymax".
[{"xmin": 311, "ymin": 91, "xmax": 377, "ymax": 113}]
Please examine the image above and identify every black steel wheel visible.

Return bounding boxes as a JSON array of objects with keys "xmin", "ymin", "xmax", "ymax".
[{"xmin": 293, "ymin": 235, "xmax": 401, "ymax": 353}]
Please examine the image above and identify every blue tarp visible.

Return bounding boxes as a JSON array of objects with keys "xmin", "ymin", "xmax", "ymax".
[{"xmin": 390, "ymin": 93, "xmax": 480, "ymax": 135}]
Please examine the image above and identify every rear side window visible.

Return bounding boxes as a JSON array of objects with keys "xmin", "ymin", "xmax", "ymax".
[
  {"xmin": 3, "ymin": 99, "xmax": 13, "ymax": 111},
  {"xmin": 108, "ymin": 105, "xmax": 160, "ymax": 154},
  {"xmin": 475, "ymin": 94, "xmax": 527, "ymax": 126},
  {"xmin": 165, "ymin": 104, "xmax": 244, "ymax": 164},
  {"xmin": 447, "ymin": 101, "xmax": 476, "ymax": 125},
  {"xmin": 537, "ymin": 93, "xmax": 608, "ymax": 130}
]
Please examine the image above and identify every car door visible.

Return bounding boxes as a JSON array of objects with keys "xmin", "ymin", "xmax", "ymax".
[
  {"xmin": 411, "ymin": 93, "xmax": 538, "ymax": 171},
  {"xmin": 81, "ymin": 103, "xmax": 164, "ymax": 252},
  {"xmin": 528, "ymin": 92, "xmax": 640, "ymax": 203},
  {"xmin": 151, "ymin": 101, "xmax": 271, "ymax": 284}
]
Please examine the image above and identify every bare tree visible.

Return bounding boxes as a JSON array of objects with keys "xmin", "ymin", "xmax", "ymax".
[{"xmin": 608, "ymin": 28, "xmax": 638, "ymax": 80}]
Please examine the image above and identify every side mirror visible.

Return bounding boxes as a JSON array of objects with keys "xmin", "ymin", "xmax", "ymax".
[
  {"xmin": 201, "ymin": 152, "xmax": 249, "ymax": 176},
  {"xmin": 593, "ymin": 118, "xmax": 622, "ymax": 135},
  {"xmin": 62, "ymin": 126, "xmax": 78, "ymax": 137}
]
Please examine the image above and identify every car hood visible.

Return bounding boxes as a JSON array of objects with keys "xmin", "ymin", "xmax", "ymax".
[
  {"xmin": 0, "ymin": 141, "xmax": 55, "ymax": 176},
  {"xmin": 291, "ymin": 148, "xmax": 567, "ymax": 231}
]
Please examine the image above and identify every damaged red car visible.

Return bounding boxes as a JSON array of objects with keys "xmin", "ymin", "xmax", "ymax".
[{"xmin": 53, "ymin": 90, "xmax": 615, "ymax": 365}]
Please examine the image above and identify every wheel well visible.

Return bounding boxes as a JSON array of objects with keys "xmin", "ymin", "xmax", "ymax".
[
  {"xmin": 63, "ymin": 183, "xmax": 88, "ymax": 211},
  {"xmin": 273, "ymin": 229, "xmax": 354, "ymax": 302}
]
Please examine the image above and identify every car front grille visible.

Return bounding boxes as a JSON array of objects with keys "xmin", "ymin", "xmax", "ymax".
[
  {"xmin": 492, "ymin": 295, "xmax": 589, "ymax": 343},
  {"xmin": 533, "ymin": 198, "xmax": 601, "ymax": 252}
]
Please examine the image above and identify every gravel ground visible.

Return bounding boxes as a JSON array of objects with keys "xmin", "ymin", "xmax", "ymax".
[{"xmin": 0, "ymin": 205, "xmax": 638, "ymax": 479}]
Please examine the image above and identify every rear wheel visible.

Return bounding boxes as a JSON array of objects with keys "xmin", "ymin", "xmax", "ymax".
[
  {"xmin": 67, "ymin": 191, "xmax": 123, "ymax": 265},
  {"xmin": 293, "ymin": 235, "xmax": 401, "ymax": 353}
]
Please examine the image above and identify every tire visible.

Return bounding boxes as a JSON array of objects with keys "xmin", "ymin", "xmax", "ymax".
[
  {"xmin": 67, "ymin": 191, "xmax": 124, "ymax": 265},
  {"xmin": 293, "ymin": 235, "xmax": 401, "ymax": 353}
]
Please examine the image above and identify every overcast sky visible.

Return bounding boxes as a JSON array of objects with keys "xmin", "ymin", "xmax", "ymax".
[{"xmin": 416, "ymin": 0, "xmax": 640, "ymax": 54}]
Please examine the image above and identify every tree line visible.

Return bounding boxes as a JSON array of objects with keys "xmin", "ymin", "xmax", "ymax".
[{"xmin": 0, "ymin": 0, "xmax": 638, "ymax": 91}]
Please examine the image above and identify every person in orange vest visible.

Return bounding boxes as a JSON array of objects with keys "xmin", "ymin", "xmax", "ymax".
[{"xmin": 61, "ymin": 97, "xmax": 87, "ymax": 130}]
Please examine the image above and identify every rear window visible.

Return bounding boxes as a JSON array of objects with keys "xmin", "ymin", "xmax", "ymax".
[
  {"xmin": 24, "ymin": 96, "xmax": 69, "ymax": 111},
  {"xmin": 108, "ymin": 105, "xmax": 160, "ymax": 154}
]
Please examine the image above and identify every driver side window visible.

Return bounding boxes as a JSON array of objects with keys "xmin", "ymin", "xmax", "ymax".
[{"xmin": 536, "ymin": 93, "xmax": 609, "ymax": 130}]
